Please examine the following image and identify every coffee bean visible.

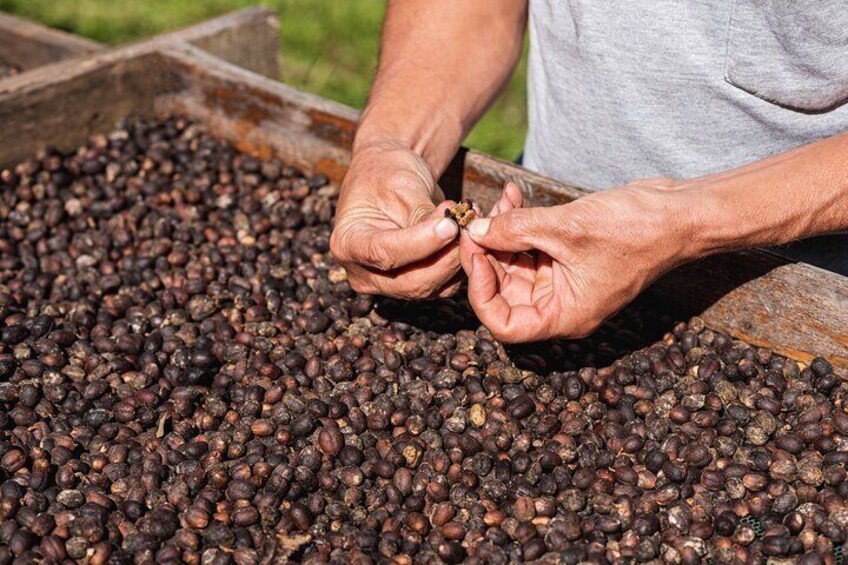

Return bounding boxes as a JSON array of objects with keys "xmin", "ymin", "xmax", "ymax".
[{"xmin": 318, "ymin": 426, "xmax": 344, "ymax": 456}]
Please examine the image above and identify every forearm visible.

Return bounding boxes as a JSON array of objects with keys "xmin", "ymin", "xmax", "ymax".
[
  {"xmin": 355, "ymin": 0, "xmax": 527, "ymax": 176},
  {"xmin": 680, "ymin": 133, "xmax": 848, "ymax": 259}
]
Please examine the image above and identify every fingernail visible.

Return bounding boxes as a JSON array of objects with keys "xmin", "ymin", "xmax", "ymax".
[
  {"xmin": 435, "ymin": 218, "xmax": 458, "ymax": 239},
  {"xmin": 468, "ymin": 218, "xmax": 490, "ymax": 239}
]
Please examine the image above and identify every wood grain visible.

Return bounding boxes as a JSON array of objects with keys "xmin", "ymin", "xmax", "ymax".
[
  {"xmin": 0, "ymin": 50, "xmax": 179, "ymax": 165},
  {"xmin": 0, "ymin": 7, "xmax": 279, "ymax": 162},
  {"xmin": 0, "ymin": 36, "xmax": 844, "ymax": 368},
  {"xmin": 147, "ymin": 7, "xmax": 279, "ymax": 80},
  {"xmin": 655, "ymin": 253, "xmax": 848, "ymax": 367},
  {"xmin": 0, "ymin": 7, "xmax": 278, "ymax": 82},
  {"xmin": 0, "ymin": 12, "xmax": 102, "ymax": 72}
]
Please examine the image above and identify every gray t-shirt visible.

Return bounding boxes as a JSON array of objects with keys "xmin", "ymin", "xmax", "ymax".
[{"xmin": 523, "ymin": 0, "xmax": 848, "ymax": 274}]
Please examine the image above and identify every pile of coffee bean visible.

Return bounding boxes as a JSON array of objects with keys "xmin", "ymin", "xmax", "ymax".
[{"xmin": 0, "ymin": 116, "xmax": 844, "ymax": 565}]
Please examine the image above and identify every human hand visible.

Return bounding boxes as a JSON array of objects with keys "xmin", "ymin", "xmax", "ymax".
[
  {"xmin": 330, "ymin": 141, "xmax": 462, "ymax": 299},
  {"xmin": 460, "ymin": 179, "xmax": 692, "ymax": 342}
]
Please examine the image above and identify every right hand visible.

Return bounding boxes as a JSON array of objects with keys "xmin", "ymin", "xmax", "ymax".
[{"xmin": 330, "ymin": 141, "xmax": 462, "ymax": 299}]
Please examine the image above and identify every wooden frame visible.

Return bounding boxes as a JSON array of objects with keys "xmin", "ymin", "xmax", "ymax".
[
  {"xmin": 137, "ymin": 7, "xmax": 279, "ymax": 80},
  {"xmin": 0, "ymin": 7, "xmax": 278, "ymax": 80},
  {"xmin": 0, "ymin": 12, "xmax": 103, "ymax": 74},
  {"xmin": 0, "ymin": 24, "xmax": 846, "ymax": 369}
]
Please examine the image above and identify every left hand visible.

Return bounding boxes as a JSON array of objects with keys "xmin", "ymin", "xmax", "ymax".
[{"xmin": 459, "ymin": 179, "xmax": 693, "ymax": 342}]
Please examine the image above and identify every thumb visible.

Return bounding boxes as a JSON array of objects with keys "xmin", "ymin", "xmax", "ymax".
[
  {"xmin": 339, "ymin": 205, "xmax": 458, "ymax": 272},
  {"xmin": 466, "ymin": 208, "xmax": 540, "ymax": 253}
]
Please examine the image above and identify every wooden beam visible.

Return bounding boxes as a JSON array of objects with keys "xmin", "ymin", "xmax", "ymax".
[
  {"xmin": 142, "ymin": 7, "xmax": 279, "ymax": 80},
  {"xmin": 0, "ymin": 7, "xmax": 278, "ymax": 82},
  {"xmin": 0, "ymin": 12, "xmax": 102, "ymax": 72},
  {"xmin": 654, "ymin": 252, "xmax": 848, "ymax": 367},
  {"xmin": 0, "ymin": 50, "xmax": 180, "ymax": 164}
]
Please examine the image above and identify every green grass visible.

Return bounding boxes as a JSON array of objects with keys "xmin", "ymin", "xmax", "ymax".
[{"xmin": 0, "ymin": 0, "xmax": 527, "ymax": 160}]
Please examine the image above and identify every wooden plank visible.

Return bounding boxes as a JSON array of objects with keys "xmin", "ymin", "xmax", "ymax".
[
  {"xmin": 142, "ymin": 7, "xmax": 279, "ymax": 80},
  {"xmin": 0, "ymin": 49, "xmax": 183, "ymax": 164},
  {"xmin": 654, "ymin": 253, "xmax": 848, "ymax": 367},
  {"xmin": 0, "ymin": 7, "xmax": 278, "ymax": 82},
  {"xmin": 0, "ymin": 12, "xmax": 102, "ymax": 72},
  {"xmin": 0, "ymin": 42, "xmax": 845, "ymax": 368},
  {"xmin": 0, "ymin": 7, "xmax": 278, "ymax": 161}
]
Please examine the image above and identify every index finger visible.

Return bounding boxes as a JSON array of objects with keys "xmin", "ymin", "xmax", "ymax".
[{"xmin": 467, "ymin": 253, "xmax": 547, "ymax": 343}]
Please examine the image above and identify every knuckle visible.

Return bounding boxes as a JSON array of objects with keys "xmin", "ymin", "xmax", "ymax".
[
  {"xmin": 386, "ymin": 168, "xmax": 428, "ymax": 194},
  {"xmin": 560, "ymin": 213, "xmax": 589, "ymax": 242},
  {"xmin": 397, "ymin": 268, "xmax": 455, "ymax": 300},
  {"xmin": 335, "ymin": 226, "xmax": 396, "ymax": 271},
  {"xmin": 412, "ymin": 279, "xmax": 439, "ymax": 299},
  {"xmin": 404, "ymin": 289, "xmax": 428, "ymax": 300},
  {"xmin": 386, "ymin": 287, "xmax": 425, "ymax": 300},
  {"xmin": 501, "ymin": 211, "xmax": 534, "ymax": 239},
  {"xmin": 399, "ymin": 279, "xmax": 436, "ymax": 300},
  {"xmin": 438, "ymin": 281, "xmax": 462, "ymax": 298}
]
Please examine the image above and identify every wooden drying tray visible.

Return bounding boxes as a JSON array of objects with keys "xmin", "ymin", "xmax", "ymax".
[
  {"xmin": 0, "ymin": 7, "xmax": 278, "ymax": 80},
  {"xmin": 0, "ymin": 28, "xmax": 845, "ymax": 370}
]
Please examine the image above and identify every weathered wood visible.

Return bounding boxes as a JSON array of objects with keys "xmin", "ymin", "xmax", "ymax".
[
  {"xmin": 655, "ymin": 253, "xmax": 848, "ymax": 367},
  {"xmin": 0, "ymin": 7, "xmax": 279, "ymax": 162},
  {"xmin": 144, "ymin": 7, "xmax": 279, "ymax": 80},
  {"xmin": 0, "ymin": 12, "xmax": 102, "ymax": 72},
  {"xmin": 0, "ymin": 38, "xmax": 845, "ymax": 368},
  {"xmin": 0, "ymin": 49, "xmax": 182, "ymax": 165},
  {"xmin": 0, "ymin": 7, "xmax": 278, "ymax": 82}
]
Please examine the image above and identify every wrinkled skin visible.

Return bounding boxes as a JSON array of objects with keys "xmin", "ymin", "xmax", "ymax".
[{"xmin": 330, "ymin": 141, "xmax": 462, "ymax": 299}]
